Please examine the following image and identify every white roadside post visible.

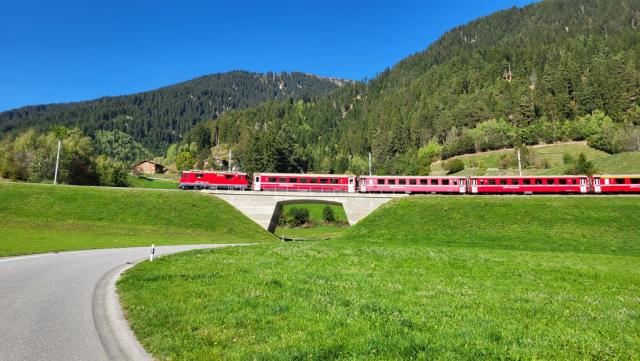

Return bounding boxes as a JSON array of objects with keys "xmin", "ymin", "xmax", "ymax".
[{"xmin": 149, "ymin": 244, "xmax": 155, "ymax": 262}]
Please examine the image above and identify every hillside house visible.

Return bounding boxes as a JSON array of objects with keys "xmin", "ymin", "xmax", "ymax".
[{"xmin": 132, "ymin": 160, "xmax": 167, "ymax": 175}]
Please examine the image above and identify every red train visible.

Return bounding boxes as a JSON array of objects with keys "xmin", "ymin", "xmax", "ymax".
[
  {"xmin": 179, "ymin": 171, "xmax": 640, "ymax": 194},
  {"xmin": 592, "ymin": 175, "xmax": 640, "ymax": 193},
  {"xmin": 358, "ymin": 175, "xmax": 467, "ymax": 194},
  {"xmin": 178, "ymin": 170, "xmax": 248, "ymax": 190},
  {"xmin": 252, "ymin": 173, "xmax": 356, "ymax": 192},
  {"xmin": 469, "ymin": 176, "xmax": 589, "ymax": 194}
]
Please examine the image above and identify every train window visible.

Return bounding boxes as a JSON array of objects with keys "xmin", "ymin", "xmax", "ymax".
[
  {"xmin": 226, "ymin": 175, "xmax": 233, "ymax": 180},
  {"xmin": 498, "ymin": 179, "xmax": 506, "ymax": 185},
  {"xmin": 442, "ymin": 179, "xmax": 450, "ymax": 185},
  {"xmin": 535, "ymin": 179, "xmax": 543, "ymax": 185},
  {"xmin": 631, "ymin": 178, "xmax": 640, "ymax": 184},
  {"xmin": 409, "ymin": 179, "xmax": 417, "ymax": 185},
  {"xmin": 378, "ymin": 179, "xmax": 385, "ymax": 185},
  {"xmin": 488, "ymin": 179, "xmax": 496, "ymax": 185},
  {"xmin": 420, "ymin": 179, "xmax": 428, "ymax": 185},
  {"xmin": 523, "ymin": 179, "xmax": 531, "ymax": 185},
  {"xmin": 452, "ymin": 180, "xmax": 458, "ymax": 185},
  {"xmin": 196, "ymin": 174, "xmax": 203, "ymax": 179},
  {"xmin": 559, "ymin": 179, "xmax": 567, "ymax": 185},
  {"xmin": 255, "ymin": 177, "xmax": 259, "ymax": 182},
  {"xmin": 279, "ymin": 178, "xmax": 287, "ymax": 183},
  {"xmin": 269, "ymin": 177, "xmax": 276, "ymax": 182},
  {"xmin": 300, "ymin": 178, "xmax": 307, "ymax": 183},
  {"xmin": 289, "ymin": 178, "xmax": 298, "ymax": 183},
  {"xmin": 310, "ymin": 178, "xmax": 317, "ymax": 183},
  {"xmin": 320, "ymin": 178, "xmax": 328, "ymax": 184},
  {"xmin": 330, "ymin": 179, "xmax": 338, "ymax": 184},
  {"xmin": 510, "ymin": 179, "xmax": 519, "ymax": 185},
  {"xmin": 399, "ymin": 179, "xmax": 406, "ymax": 185},
  {"xmin": 388, "ymin": 179, "xmax": 396, "ymax": 185}
]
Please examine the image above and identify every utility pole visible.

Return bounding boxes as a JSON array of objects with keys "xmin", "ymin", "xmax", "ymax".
[
  {"xmin": 368, "ymin": 152, "xmax": 372, "ymax": 176},
  {"xmin": 228, "ymin": 149, "xmax": 232, "ymax": 172},
  {"xmin": 53, "ymin": 140, "xmax": 61, "ymax": 185},
  {"xmin": 517, "ymin": 148, "xmax": 522, "ymax": 176}
]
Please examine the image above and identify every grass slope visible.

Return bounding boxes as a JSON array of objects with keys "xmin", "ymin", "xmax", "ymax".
[
  {"xmin": 128, "ymin": 175, "xmax": 179, "ymax": 189},
  {"xmin": 118, "ymin": 196, "xmax": 640, "ymax": 360},
  {"xmin": 0, "ymin": 182, "xmax": 273, "ymax": 257},
  {"xmin": 274, "ymin": 203, "xmax": 349, "ymax": 240},
  {"xmin": 431, "ymin": 142, "xmax": 640, "ymax": 176}
]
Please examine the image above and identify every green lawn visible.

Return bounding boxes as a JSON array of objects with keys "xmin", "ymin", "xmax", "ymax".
[
  {"xmin": 118, "ymin": 196, "xmax": 640, "ymax": 360},
  {"xmin": 128, "ymin": 175, "xmax": 179, "ymax": 189},
  {"xmin": 275, "ymin": 224, "xmax": 349, "ymax": 240},
  {"xmin": 274, "ymin": 203, "xmax": 349, "ymax": 240},
  {"xmin": 0, "ymin": 182, "xmax": 274, "ymax": 257}
]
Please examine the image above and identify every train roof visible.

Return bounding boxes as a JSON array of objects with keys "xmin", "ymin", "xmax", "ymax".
[
  {"xmin": 255, "ymin": 173, "xmax": 354, "ymax": 177},
  {"xmin": 468, "ymin": 175, "xmax": 588, "ymax": 178},
  {"xmin": 183, "ymin": 170, "xmax": 247, "ymax": 175},
  {"xmin": 595, "ymin": 174, "xmax": 640, "ymax": 177},
  {"xmin": 358, "ymin": 175, "xmax": 464, "ymax": 178}
]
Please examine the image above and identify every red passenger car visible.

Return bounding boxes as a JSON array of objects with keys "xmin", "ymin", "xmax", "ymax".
[
  {"xmin": 358, "ymin": 176, "xmax": 467, "ymax": 194},
  {"xmin": 179, "ymin": 171, "xmax": 249, "ymax": 190},
  {"xmin": 252, "ymin": 173, "xmax": 356, "ymax": 193},
  {"xmin": 469, "ymin": 176, "xmax": 589, "ymax": 194},
  {"xmin": 592, "ymin": 175, "xmax": 640, "ymax": 193}
]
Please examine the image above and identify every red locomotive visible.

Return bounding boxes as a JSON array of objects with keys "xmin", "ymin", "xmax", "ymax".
[
  {"xmin": 252, "ymin": 173, "xmax": 356, "ymax": 193},
  {"xmin": 358, "ymin": 175, "xmax": 467, "ymax": 194},
  {"xmin": 179, "ymin": 171, "xmax": 249, "ymax": 190},
  {"xmin": 469, "ymin": 176, "xmax": 589, "ymax": 194}
]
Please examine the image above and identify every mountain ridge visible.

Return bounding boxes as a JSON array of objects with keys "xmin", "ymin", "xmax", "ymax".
[{"xmin": 0, "ymin": 70, "xmax": 351, "ymax": 152}]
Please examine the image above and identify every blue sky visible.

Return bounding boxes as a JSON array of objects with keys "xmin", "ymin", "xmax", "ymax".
[{"xmin": 0, "ymin": 0, "xmax": 537, "ymax": 111}]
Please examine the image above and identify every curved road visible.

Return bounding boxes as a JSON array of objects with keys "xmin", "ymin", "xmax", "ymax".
[{"xmin": 0, "ymin": 245, "xmax": 232, "ymax": 361}]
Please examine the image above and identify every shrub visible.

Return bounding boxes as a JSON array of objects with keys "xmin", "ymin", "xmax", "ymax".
[
  {"xmin": 476, "ymin": 162, "xmax": 488, "ymax": 176},
  {"xmin": 286, "ymin": 207, "xmax": 310, "ymax": 227},
  {"xmin": 565, "ymin": 153, "xmax": 596, "ymax": 176},
  {"xmin": 322, "ymin": 206, "xmax": 335, "ymax": 223},
  {"xmin": 95, "ymin": 155, "xmax": 129, "ymax": 187},
  {"xmin": 444, "ymin": 159, "xmax": 465, "ymax": 174}
]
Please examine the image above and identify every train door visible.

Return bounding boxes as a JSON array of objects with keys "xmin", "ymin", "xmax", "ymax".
[
  {"xmin": 580, "ymin": 177, "xmax": 588, "ymax": 193},
  {"xmin": 592, "ymin": 177, "xmax": 601, "ymax": 193},
  {"xmin": 348, "ymin": 177, "xmax": 356, "ymax": 193},
  {"xmin": 471, "ymin": 178, "xmax": 478, "ymax": 194},
  {"xmin": 253, "ymin": 175, "xmax": 261, "ymax": 191},
  {"xmin": 459, "ymin": 178, "xmax": 466, "ymax": 194},
  {"xmin": 359, "ymin": 177, "xmax": 369, "ymax": 192}
]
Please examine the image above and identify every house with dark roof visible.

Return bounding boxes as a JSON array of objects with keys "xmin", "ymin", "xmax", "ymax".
[{"xmin": 132, "ymin": 160, "xmax": 167, "ymax": 175}]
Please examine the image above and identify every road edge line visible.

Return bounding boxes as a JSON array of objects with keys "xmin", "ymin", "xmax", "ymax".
[{"xmin": 93, "ymin": 261, "xmax": 153, "ymax": 361}]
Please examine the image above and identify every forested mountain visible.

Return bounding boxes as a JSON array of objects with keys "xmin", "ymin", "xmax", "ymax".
[
  {"xmin": 0, "ymin": 71, "xmax": 348, "ymax": 152},
  {"xmin": 203, "ymin": 0, "xmax": 640, "ymax": 174}
]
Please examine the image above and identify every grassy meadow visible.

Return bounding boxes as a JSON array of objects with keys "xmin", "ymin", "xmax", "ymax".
[
  {"xmin": 0, "ymin": 182, "xmax": 274, "ymax": 257},
  {"xmin": 118, "ymin": 196, "xmax": 640, "ymax": 360},
  {"xmin": 274, "ymin": 203, "xmax": 349, "ymax": 240},
  {"xmin": 128, "ymin": 175, "xmax": 179, "ymax": 189},
  {"xmin": 431, "ymin": 141, "xmax": 640, "ymax": 176}
]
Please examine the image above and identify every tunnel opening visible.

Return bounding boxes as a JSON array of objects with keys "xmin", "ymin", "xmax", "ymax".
[{"xmin": 269, "ymin": 200, "xmax": 350, "ymax": 240}]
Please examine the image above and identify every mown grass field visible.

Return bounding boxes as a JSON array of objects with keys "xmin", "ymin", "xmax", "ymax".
[
  {"xmin": 0, "ymin": 182, "xmax": 274, "ymax": 257},
  {"xmin": 127, "ymin": 175, "xmax": 179, "ymax": 189},
  {"xmin": 431, "ymin": 141, "xmax": 640, "ymax": 176},
  {"xmin": 118, "ymin": 196, "xmax": 640, "ymax": 360},
  {"xmin": 274, "ymin": 203, "xmax": 349, "ymax": 239}
]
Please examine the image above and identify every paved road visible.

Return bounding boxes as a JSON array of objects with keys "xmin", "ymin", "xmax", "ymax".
[{"xmin": 0, "ymin": 245, "xmax": 232, "ymax": 361}]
